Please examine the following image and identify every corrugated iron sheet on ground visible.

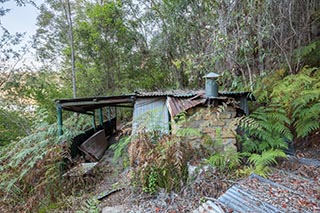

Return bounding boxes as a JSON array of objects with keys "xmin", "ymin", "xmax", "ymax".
[
  {"xmin": 197, "ymin": 171, "xmax": 320, "ymax": 213},
  {"xmin": 218, "ymin": 185, "xmax": 283, "ymax": 213}
]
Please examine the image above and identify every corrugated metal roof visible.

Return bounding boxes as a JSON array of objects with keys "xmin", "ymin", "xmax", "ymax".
[
  {"xmin": 219, "ymin": 91, "xmax": 250, "ymax": 95},
  {"xmin": 56, "ymin": 95, "xmax": 135, "ymax": 113},
  {"xmin": 136, "ymin": 90, "xmax": 255, "ymax": 100},
  {"xmin": 167, "ymin": 96, "xmax": 206, "ymax": 118},
  {"xmin": 135, "ymin": 90, "xmax": 200, "ymax": 98},
  {"xmin": 219, "ymin": 91, "xmax": 256, "ymax": 101},
  {"xmin": 55, "ymin": 90, "xmax": 254, "ymax": 114}
]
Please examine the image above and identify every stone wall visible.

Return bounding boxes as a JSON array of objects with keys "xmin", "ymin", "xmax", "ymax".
[{"xmin": 172, "ymin": 105, "xmax": 238, "ymax": 154}]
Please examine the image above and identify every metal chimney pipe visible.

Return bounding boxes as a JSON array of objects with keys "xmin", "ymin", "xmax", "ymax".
[{"xmin": 204, "ymin": 72, "xmax": 220, "ymax": 98}]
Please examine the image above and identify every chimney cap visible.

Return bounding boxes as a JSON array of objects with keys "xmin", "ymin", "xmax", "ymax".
[{"xmin": 203, "ymin": 72, "xmax": 220, "ymax": 79}]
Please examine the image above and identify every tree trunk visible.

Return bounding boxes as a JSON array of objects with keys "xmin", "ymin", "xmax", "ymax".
[{"xmin": 61, "ymin": 0, "xmax": 76, "ymax": 98}]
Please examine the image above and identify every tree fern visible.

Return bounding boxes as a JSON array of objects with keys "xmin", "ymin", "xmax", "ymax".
[
  {"xmin": 239, "ymin": 104, "xmax": 291, "ymax": 154},
  {"xmin": 253, "ymin": 66, "xmax": 320, "ymax": 145}
]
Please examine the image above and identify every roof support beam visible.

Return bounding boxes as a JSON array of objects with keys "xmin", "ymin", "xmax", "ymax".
[{"xmin": 60, "ymin": 107, "xmax": 94, "ymax": 116}]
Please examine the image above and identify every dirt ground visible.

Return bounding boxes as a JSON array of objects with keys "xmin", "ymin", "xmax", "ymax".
[{"xmin": 85, "ymin": 131, "xmax": 320, "ymax": 213}]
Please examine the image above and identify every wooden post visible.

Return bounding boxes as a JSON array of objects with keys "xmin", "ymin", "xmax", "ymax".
[
  {"xmin": 114, "ymin": 106, "xmax": 117, "ymax": 131},
  {"xmin": 107, "ymin": 106, "xmax": 111, "ymax": 121},
  {"xmin": 92, "ymin": 110, "xmax": 96, "ymax": 131},
  {"xmin": 99, "ymin": 108, "xmax": 103, "ymax": 127},
  {"xmin": 57, "ymin": 105, "xmax": 63, "ymax": 136}
]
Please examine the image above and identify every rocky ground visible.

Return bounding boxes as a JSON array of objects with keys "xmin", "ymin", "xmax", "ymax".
[{"xmin": 83, "ymin": 132, "xmax": 320, "ymax": 213}]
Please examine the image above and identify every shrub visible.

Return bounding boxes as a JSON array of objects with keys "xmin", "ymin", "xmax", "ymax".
[
  {"xmin": 128, "ymin": 133, "xmax": 192, "ymax": 193},
  {"xmin": 0, "ymin": 112, "xmax": 91, "ymax": 212}
]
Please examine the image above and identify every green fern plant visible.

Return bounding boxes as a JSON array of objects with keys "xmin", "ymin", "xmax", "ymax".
[
  {"xmin": 237, "ymin": 104, "xmax": 290, "ymax": 177},
  {"xmin": 270, "ymin": 67, "xmax": 320, "ymax": 140},
  {"xmin": 110, "ymin": 135, "xmax": 131, "ymax": 162},
  {"xmin": 248, "ymin": 149, "xmax": 287, "ymax": 177},
  {"xmin": 205, "ymin": 149, "xmax": 241, "ymax": 172},
  {"xmin": 76, "ymin": 198, "xmax": 100, "ymax": 213},
  {"xmin": 238, "ymin": 66, "xmax": 320, "ymax": 177},
  {"xmin": 239, "ymin": 105, "xmax": 291, "ymax": 153},
  {"xmin": 205, "ymin": 127, "xmax": 241, "ymax": 171},
  {"xmin": 0, "ymin": 111, "xmax": 91, "ymax": 212}
]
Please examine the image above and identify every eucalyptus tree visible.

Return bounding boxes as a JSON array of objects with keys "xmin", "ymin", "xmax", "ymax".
[
  {"xmin": 0, "ymin": 0, "xmax": 27, "ymax": 88},
  {"xmin": 139, "ymin": 0, "xmax": 320, "ymax": 90},
  {"xmin": 0, "ymin": 0, "xmax": 39, "ymax": 145},
  {"xmin": 137, "ymin": 0, "xmax": 219, "ymax": 89}
]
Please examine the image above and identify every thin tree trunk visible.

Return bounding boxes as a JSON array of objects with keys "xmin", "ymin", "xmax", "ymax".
[{"xmin": 61, "ymin": 0, "xmax": 76, "ymax": 98}]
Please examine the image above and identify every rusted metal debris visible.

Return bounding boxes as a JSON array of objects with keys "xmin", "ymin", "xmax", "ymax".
[
  {"xmin": 167, "ymin": 96, "xmax": 206, "ymax": 118},
  {"xmin": 96, "ymin": 188, "xmax": 125, "ymax": 201},
  {"xmin": 63, "ymin": 162, "xmax": 98, "ymax": 177},
  {"xmin": 78, "ymin": 129, "xmax": 109, "ymax": 161}
]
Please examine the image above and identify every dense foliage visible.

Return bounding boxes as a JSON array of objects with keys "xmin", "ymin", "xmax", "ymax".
[
  {"xmin": 0, "ymin": 112, "xmax": 91, "ymax": 211},
  {"xmin": 1, "ymin": 0, "xmax": 320, "ymax": 144},
  {"xmin": 128, "ymin": 133, "xmax": 192, "ymax": 193},
  {"xmin": 1, "ymin": 0, "xmax": 320, "ymax": 210},
  {"xmin": 255, "ymin": 67, "xmax": 320, "ymax": 143}
]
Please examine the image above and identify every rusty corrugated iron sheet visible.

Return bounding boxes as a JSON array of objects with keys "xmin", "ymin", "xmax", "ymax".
[
  {"xmin": 219, "ymin": 91, "xmax": 256, "ymax": 101},
  {"xmin": 166, "ymin": 96, "xmax": 206, "ymax": 118},
  {"xmin": 135, "ymin": 90, "xmax": 199, "ymax": 98},
  {"xmin": 78, "ymin": 129, "xmax": 108, "ymax": 161},
  {"xmin": 135, "ymin": 90, "xmax": 255, "ymax": 100}
]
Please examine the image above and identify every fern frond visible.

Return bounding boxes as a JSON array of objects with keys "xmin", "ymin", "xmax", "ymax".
[
  {"xmin": 175, "ymin": 127, "xmax": 202, "ymax": 137},
  {"xmin": 253, "ymin": 164, "xmax": 273, "ymax": 178},
  {"xmin": 110, "ymin": 136, "xmax": 131, "ymax": 161},
  {"xmin": 249, "ymin": 149, "xmax": 287, "ymax": 167},
  {"xmin": 295, "ymin": 120, "xmax": 320, "ymax": 138},
  {"xmin": 248, "ymin": 149, "xmax": 287, "ymax": 177}
]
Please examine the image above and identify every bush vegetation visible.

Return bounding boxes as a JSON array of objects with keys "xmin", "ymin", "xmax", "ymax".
[
  {"xmin": 128, "ymin": 133, "xmax": 192, "ymax": 193},
  {"xmin": 0, "ymin": 112, "xmax": 95, "ymax": 212}
]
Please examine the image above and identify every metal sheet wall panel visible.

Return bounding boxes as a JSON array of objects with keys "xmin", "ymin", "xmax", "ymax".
[{"xmin": 132, "ymin": 97, "xmax": 169, "ymax": 135}]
